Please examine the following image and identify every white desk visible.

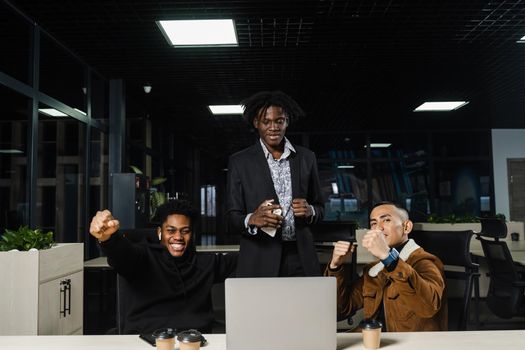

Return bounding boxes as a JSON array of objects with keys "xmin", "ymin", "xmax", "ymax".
[
  {"xmin": 193, "ymin": 239, "xmax": 525, "ymax": 265},
  {"xmin": 1, "ymin": 331, "xmax": 525, "ymax": 350},
  {"xmin": 83, "ymin": 236, "xmax": 525, "ymax": 268},
  {"xmin": 196, "ymin": 245, "xmax": 240, "ymax": 253},
  {"xmin": 507, "ymin": 251, "xmax": 525, "ymax": 265},
  {"xmin": 85, "ymin": 244, "xmax": 371, "ymax": 267}
]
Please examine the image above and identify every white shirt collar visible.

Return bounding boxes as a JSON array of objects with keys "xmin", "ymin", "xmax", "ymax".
[{"xmin": 259, "ymin": 137, "xmax": 296, "ymax": 160}]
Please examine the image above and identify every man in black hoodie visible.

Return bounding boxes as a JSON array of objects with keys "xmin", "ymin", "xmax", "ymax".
[{"xmin": 89, "ymin": 199, "xmax": 237, "ymax": 334}]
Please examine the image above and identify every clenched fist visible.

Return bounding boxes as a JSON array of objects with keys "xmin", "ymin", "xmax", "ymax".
[
  {"xmin": 89, "ymin": 210, "xmax": 120, "ymax": 242},
  {"xmin": 361, "ymin": 229, "xmax": 390, "ymax": 260},
  {"xmin": 292, "ymin": 198, "xmax": 312, "ymax": 218},
  {"xmin": 329, "ymin": 241, "xmax": 357, "ymax": 269}
]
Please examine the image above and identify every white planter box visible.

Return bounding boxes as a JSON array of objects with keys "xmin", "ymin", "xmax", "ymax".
[
  {"xmin": 413, "ymin": 222, "xmax": 523, "ymax": 240},
  {"xmin": 0, "ymin": 243, "xmax": 83, "ymax": 335},
  {"xmin": 413, "ymin": 222, "xmax": 481, "ymax": 232}
]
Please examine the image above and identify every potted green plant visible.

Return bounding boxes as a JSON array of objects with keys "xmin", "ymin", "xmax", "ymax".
[
  {"xmin": 426, "ymin": 213, "xmax": 480, "ymax": 224},
  {"xmin": 0, "ymin": 225, "xmax": 54, "ymax": 251},
  {"xmin": 415, "ymin": 213, "xmax": 523, "ymax": 240},
  {"xmin": 415, "ymin": 213, "xmax": 482, "ymax": 233}
]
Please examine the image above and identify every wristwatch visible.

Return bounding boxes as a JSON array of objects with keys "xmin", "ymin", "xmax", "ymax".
[{"xmin": 381, "ymin": 248, "xmax": 400, "ymax": 267}]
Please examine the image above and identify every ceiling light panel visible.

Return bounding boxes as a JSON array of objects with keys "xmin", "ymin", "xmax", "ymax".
[
  {"xmin": 208, "ymin": 105, "xmax": 244, "ymax": 115},
  {"xmin": 364, "ymin": 143, "xmax": 392, "ymax": 148},
  {"xmin": 414, "ymin": 101, "xmax": 469, "ymax": 112},
  {"xmin": 0, "ymin": 149, "xmax": 23, "ymax": 154},
  {"xmin": 38, "ymin": 108, "xmax": 68, "ymax": 117},
  {"xmin": 157, "ymin": 19, "xmax": 238, "ymax": 47}
]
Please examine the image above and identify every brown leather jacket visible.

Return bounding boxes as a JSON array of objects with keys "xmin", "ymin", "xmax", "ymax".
[{"xmin": 325, "ymin": 239, "xmax": 448, "ymax": 332}]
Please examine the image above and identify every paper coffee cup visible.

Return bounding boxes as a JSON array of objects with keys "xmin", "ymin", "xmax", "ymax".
[
  {"xmin": 261, "ymin": 202, "xmax": 281, "ymax": 237},
  {"xmin": 177, "ymin": 329, "xmax": 203, "ymax": 350},
  {"xmin": 152, "ymin": 328, "xmax": 176, "ymax": 350},
  {"xmin": 360, "ymin": 319, "xmax": 382, "ymax": 350}
]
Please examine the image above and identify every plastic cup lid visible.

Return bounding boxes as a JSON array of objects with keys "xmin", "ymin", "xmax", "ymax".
[
  {"xmin": 177, "ymin": 329, "xmax": 202, "ymax": 343},
  {"xmin": 152, "ymin": 327, "xmax": 176, "ymax": 339},
  {"xmin": 359, "ymin": 319, "xmax": 383, "ymax": 330}
]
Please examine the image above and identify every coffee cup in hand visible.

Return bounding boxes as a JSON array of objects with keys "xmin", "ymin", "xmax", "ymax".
[{"xmin": 261, "ymin": 201, "xmax": 281, "ymax": 237}]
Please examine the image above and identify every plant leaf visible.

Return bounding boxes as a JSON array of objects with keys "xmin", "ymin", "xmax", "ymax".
[
  {"xmin": 151, "ymin": 177, "xmax": 167, "ymax": 186},
  {"xmin": 129, "ymin": 165, "xmax": 143, "ymax": 174},
  {"xmin": 0, "ymin": 225, "xmax": 55, "ymax": 251}
]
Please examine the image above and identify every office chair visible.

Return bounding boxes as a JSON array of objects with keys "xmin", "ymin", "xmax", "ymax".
[
  {"xmin": 475, "ymin": 218, "xmax": 525, "ymax": 319},
  {"xmin": 410, "ymin": 229, "xmax": 480, "ymax": 330}
]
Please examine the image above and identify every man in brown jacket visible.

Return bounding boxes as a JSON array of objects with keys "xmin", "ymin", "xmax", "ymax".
[{"xmin": 325, "ymin": 202, "xmax": 448, "ymax": 331}]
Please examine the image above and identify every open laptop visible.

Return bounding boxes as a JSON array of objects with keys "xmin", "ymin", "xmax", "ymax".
[{"xmin": 225, "ymin": 277, "xmax": 336, "ymax": 350}]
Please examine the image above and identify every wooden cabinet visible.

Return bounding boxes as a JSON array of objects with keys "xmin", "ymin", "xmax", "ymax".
[{"xmin": 0, "ymin": 243, "xmax": 83, "ymax": 335}]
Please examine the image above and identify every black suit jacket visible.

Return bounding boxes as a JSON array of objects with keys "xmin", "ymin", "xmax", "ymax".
[{"xmin": 226, "ymin": 141, "xmax": 325, "ymax": 277}]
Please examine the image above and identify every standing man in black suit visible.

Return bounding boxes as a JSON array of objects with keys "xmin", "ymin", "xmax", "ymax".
[{"xmin": 227, "ymin": 91, "xmax": 325, "ymax": 277}]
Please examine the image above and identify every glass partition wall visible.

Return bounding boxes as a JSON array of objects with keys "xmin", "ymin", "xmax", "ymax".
[
  {"xmin": 1, "ymin": 2, "xmax": 496, "ymax": 246},
  {"xmin": 0, "ymin": 85, "xmax": 30, "ymax": 230},
  {"xmin": 0, "ymin": 2, "xmax": 109, "ymax": 258},
  {"xmin": 37, "ymin": 106, "xmax": 87, "ymax": 242},
  {"xmin": 290, "ymin": 130, "xmax": 493, "ymax": 228}
]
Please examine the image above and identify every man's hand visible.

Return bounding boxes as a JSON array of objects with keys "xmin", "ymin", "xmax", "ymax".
[
  {"xmin": 292, "ymin": 198, "xmax": 312, "ymax": 218},
  {"xmin": 329, "ymin": 241, "xmax": 356, "ymax": 269},
  {"xmin": 89, "ymin": 210, "xmax": 120, "ymax": 242},
  {"xmin": 248, "ymin": 200, "xmax": 283, "ymax": 228},
  {"xmin": 361, "ymin": 229, "xmax": 390, "ymax": 260}
]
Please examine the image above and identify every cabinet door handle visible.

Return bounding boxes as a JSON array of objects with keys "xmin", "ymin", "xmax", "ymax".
[
  {"xmin": 60, "ymin": 279, "xmax": 71, "ymax": 316},
  {"xmin": 67, "ymin": 279, "xmax": 71, "ymax": 315}
]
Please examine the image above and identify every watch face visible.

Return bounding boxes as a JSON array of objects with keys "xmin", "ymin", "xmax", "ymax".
[{"xmin": 391, "ymin": 248, "xmax": 400, "ymax": 258}]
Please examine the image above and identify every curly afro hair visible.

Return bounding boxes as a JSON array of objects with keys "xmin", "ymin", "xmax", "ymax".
[
  {"xmin": 241, "ymin": 90, "xmax": 305, "ymax": 127},
  {"xmin": 154, "ymin": 199, "xmax": 199, "ymax": 227}
]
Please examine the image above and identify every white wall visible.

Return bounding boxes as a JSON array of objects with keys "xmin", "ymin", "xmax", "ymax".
[{"xmin": 491, "ymin": 129, "xmax": 525, "ymax": 219}]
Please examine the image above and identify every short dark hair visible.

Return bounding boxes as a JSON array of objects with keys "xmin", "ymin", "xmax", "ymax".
[
  {"xmin": 371, "ymin": 201, "xmax": 409, "ymax": 221},
  {"xmin": 241, "ymin": 90, "xmax": 305, "ymax": 127},
  {"xmin": 155, "ymin": 199, "xmax": 198, "ymax": 227}
]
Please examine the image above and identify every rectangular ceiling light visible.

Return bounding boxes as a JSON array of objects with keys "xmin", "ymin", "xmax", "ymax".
[
  {"xmin": 414, "ymin": 101, "xmax": 469, "ymax": 112},
  {"xmin": 337, "ymin": 165, "xmax": 355, "ymax": 169},
  {"xmin": 208, "ymin": 105, "xmax": 244, "ymax": 115},
  {"xmin": 0, "ymin": 149, "xmax": 23, "ymax": 154},
  {"xmin": 38, "ymin": 108, "xmax": 67, "ymax": 117},
  {"xmin": 365, "ymin": 143, "xmax": 392, "ymax": 148},
  {"xmin": 157, "ymin": 19, "xmax": 238, "ymax": 47}
]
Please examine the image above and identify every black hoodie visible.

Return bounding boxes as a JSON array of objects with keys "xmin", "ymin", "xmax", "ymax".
[{"xmin": 100, "ymin": 232, "xmax": 237, "ymax": 334}]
